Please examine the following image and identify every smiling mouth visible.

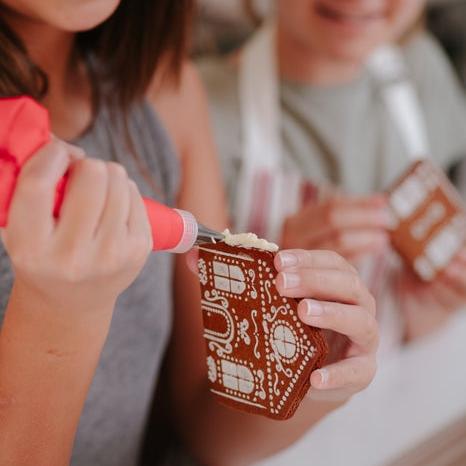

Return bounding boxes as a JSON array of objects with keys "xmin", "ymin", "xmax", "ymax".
[{"xmin": 315, "ymin": 2, "xmax": 385, "ymax": 24}]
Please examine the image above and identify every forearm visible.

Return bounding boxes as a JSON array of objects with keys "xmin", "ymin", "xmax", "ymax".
[
  {"xmin": 0, "ymin": 282, "xmax": 113, "ymax": 466},
  {"xmin": 176, "ymin": 383, "xmax": 342, "ymax": 466}
]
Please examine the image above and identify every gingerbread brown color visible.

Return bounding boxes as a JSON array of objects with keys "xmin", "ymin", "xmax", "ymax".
[
  {"xmin": 198, "ymin": 242, "xmax": 328, "ymax": 420},
  {"xmin": 388, "ymin": 160, "xmax": 466, "ymax": 281}
]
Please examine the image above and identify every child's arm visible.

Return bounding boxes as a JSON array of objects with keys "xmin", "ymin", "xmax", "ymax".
[
  {"xmin": 0, "ymin": 140, "xmax": 151, "ymax": 466},
  {"xmin": 153, "ymin": 62, "xmax": 378, "ymax": 466}
]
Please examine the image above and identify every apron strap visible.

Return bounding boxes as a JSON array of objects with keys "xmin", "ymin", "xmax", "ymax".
[
  {"xmin": 238, "ymin": 21, "xmax": 300, "ymax": 241},
  {"xmin": 367, "ymin": 45, "xmax": 430, "ymax": 159}
]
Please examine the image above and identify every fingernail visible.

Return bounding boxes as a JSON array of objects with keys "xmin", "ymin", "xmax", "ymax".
[
  {"xmin": 277, "ymin": 252, "xmax": 298, "ymax": 268},
  {"xmin": 305, "ymin": 299, "xmax": 323, "ymax": 316},
  {"xmin": 282, "ymin": 272, "xmax": 300, "ymax": 289},
  {"xmin": 313, "ymin": 368, "xmax": 329, "ymax": 387}
]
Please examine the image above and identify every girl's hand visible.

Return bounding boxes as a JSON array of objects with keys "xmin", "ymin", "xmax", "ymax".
[
  {"xmin": 397, "ymin": 249, "xmax": 466, "ymax": 341},
  {"xmin": 1, "ymin": 139, "xmax": 152, "ymax": 315},
  {"xmin": 275, "ymin": 249, "xmax": 378, "ymax": 402},
  {"xmin": 281, "ymin": 195, "xmax": 391, "ymax": 263}
]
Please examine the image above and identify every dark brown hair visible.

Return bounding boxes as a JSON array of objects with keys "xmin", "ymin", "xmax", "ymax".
[{"xmin": 0, "ymin": 0, "xmax": 194, "ymax": 108}]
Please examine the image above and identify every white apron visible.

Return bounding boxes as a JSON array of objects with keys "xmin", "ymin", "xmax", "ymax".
[{"xmin": 236, "ymin": 21, "xmax": 431, "ymax": 357}]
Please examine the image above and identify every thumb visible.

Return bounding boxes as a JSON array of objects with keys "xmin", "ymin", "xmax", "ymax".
[{"xmin": 186, "ymin": 248, "xmax": 199, "ymax": 275}]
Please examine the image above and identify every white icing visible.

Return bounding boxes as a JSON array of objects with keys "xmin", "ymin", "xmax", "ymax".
[{"xmin": 222, "ymin": 229, "xmax": 279, "ymax": 252}]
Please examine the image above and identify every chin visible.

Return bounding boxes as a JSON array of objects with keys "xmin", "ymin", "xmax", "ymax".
[
  {"xmin": 51, "ymin": 0, "xmax": 121, "ymax": 32},
  {"xmin": 324, "ymin": 41, "xmax": 380, "ymax": 64}
]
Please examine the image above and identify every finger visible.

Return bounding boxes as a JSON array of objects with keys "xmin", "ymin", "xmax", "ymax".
[
  {"xmin": 298, "ymin": 299, "xmax": 378, "ymax": 350},
  {"xmin": 56, "ymin": 159, "xmax": 108, "ymax": 240},
  {"xmin": 303, "ymin": 221, "xmax": 391, "ymax": 248},
  {"xmin": 442, "ymin": 260, "xmax": 466, "ymax": 294},
  {"xmin": 275, "ymin": 249, "xmax": 357, "ymax": 274},
  {"xmin": 8, "ymin": 140, "xmax": 73, "ymax": 237},
  {"xmin": 275, "ymin": 266, "xmax": 375, "ymax": 311},
  {"xmin": 309, "ymin": 355, "xmax": 377, "ymax": 391},
  {"xmin": 318, "ymin": 230, "xmax": 389, "ymax": 260},
  {"xmin": 456, "ymin": 248, "xmax": 466, "ymax": 263},
  {"xmin": 96, "ymin": 163, "xmax": 131, "ymax": 235},
  {"xmin": 430, "ymin": 275, "xmax": 465, "ymax": 311},
  {"xmin": 329, "ymin": 204, "xmax": 392, "ymax": 230},
  {"xmin": 186, "ymin": 248, "xmax": 199, "ymax": 274},
  {"xmin": 333, "ymin": 192, "xmax": 389, "ymax": 207},
  {"xmin": 127, "ymin": 181, "xmax": 152, "ymax": 249},
  {"xmin": 50, "ymin": 136, "xmax": 86, "ymax": 161}
]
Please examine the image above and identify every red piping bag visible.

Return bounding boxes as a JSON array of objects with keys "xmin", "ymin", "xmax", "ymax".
[{"xmin": 0, "ymin": 96, "xmax": 223, "ymax": 253}]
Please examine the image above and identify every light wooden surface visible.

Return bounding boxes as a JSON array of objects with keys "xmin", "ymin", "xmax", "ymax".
[{"xmin": 386, "ymin": 414, "xmax": 466, "ymax": 466}]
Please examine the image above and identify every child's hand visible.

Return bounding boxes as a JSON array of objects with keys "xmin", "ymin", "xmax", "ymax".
[
  {"xmin": 281, "ymin": 195, "xmax": 391, "ymax": 263},
  {"xmin": 397, "ymin": 249, "xmax": 466, "ymax": 341},
  {"xmin": 1, "ymin": 139, "xmax": 152, "ymax": 315},
  {"xmin": 275, "ymin": 249, "xmax": 378, "ymax": 402}
]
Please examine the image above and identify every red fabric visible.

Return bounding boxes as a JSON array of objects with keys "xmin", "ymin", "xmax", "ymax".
[{"xmin": 0, "ymin": 97, "xmax": 50, "ymax": 227}]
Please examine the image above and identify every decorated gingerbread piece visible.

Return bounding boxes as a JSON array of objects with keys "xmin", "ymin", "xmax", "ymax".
[
  {"xmin": 198, "ymin": 234, "xmax": 328, "ymax": 421},
  {"xmin": 388, "ymin": 160, "xmax": 466, "ymax": 281}
]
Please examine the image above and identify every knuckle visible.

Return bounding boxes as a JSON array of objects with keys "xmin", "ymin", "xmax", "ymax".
[
  {"xmin": 129, "ymin": 180, "xmax": 139, "ymax": 191},
  {"xmin": 42, "ymin": 139, "xmax": 67, "ymax": 158},
  {"xmin": 360, "ymin": 310, "xmax": 379, "ymax": 350},
  {"xmin": 101, "ymin": 238, "xmax": 126, "ymax": 270},
  {"xmin": 313, "ymin": 269, "xmax": 328, "ymax": 292},
  {"xmin": 17, "ymin": 175, "xmax": 50, "ymax": 196},
  {"xmin": 348, "ymin": 273, "xmax": 364, "ymax": 302},
  {"xmin": 63, "ymin": 142, "xmax": 86, "ymax": 159},
  {"xmin": 367, "ymin": 293, "xmax": 377, "ymax": 316},
  {"xmin": 79, "ymin": 158, "xmax": 107, "ymax": 179},
  {"xmin": 133, "ymin": 233, "xmax": 152, "ymax": 262},
  {"xmin": 361, "ymin": 358, "xmax": 378, "ymax": 389},
  {"xmin": 348, "ymin": 262, "xmax": 360, "ymax": 276},
  {"xmin": 58, "ymin": 247, "xmax": 91, "ymax": 283},
  {"xmin": 300, "ymin": 249, "xmax": 314, "ymax": 265},
  {"xmin": 108, "ymin": 162, "xmax": 128, "ymax": 180},
  {"xmin": 328, "ymin": 249, "xmax": 346, "ymax": 267},
  {"xmin": 62, "ymin": 259, "xmax": 88, "ymax": 283}
]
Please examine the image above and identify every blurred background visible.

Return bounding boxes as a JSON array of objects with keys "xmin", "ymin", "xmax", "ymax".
[
  {"xmin": 189, "ymin": 1, "xmax": 466, "ymax": 465},
  {"xmin": 193, "ymin": 0, "xmax": 466, "ymax": 89}
]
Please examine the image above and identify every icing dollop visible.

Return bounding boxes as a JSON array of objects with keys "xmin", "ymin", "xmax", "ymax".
[{"xmin": 222, "ymin": 229, "xmax": 279, "ymax": 252}]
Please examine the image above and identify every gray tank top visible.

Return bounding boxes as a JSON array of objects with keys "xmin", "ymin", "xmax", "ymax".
[{"xmin": 0, "ymin": 100, "xmax": 180, "ymax": 466}]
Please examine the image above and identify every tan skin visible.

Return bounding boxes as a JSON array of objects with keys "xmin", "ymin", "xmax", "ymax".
[
  {"xmin": 1, "ymin": 1, "xmax": 377, "ymax": 465},
  {"xmin": 273, "ymin": 0, "xmax": 464, "ymax": 340}
]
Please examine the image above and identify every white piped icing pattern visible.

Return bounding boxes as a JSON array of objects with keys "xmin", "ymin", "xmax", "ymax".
[{"xmin": 222, "ymin": 229, "xmax": 279, "ymax": 253}]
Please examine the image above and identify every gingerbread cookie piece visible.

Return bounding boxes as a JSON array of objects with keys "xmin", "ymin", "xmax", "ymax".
[
  {"xmin": 198, "ymin": 242, "xmax": 328, "ymax": 420},
  {"xmin": 388, "ymin": 160, "xmax": 466, "ymax": 281}
]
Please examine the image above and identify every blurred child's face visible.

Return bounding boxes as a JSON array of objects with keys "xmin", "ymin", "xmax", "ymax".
[
  {"xmin": 1, "ymin": 0, "xmax": 120, "ymax": 30},
  {"xmin": 278, "ymin": 0, "xmax": 424, "ymax": 63}
]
